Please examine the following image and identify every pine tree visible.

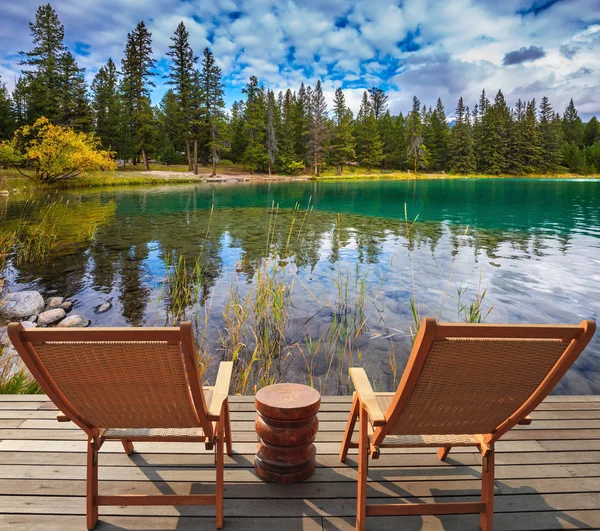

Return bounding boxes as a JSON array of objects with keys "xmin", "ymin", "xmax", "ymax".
[
  {"xmin": 309, "ymin": 80, "xmax": 327, "ymax": 175},
  {"xmin": 378, "ymin": 111, "xmax": 396, "ymax": 169},
  {"xmin": 18, "ymin": 4, "xmax": 67, "ymax": 123},
  {"xmin": 562, "ymin": 98, "xmax": 584, "ymax": 147},
  {"xmin": 11, "ymin": 77, "xmax": 28, "ymax": 128},
  {"xmin": 166, "ymin": 22, "xmax": 197, "ymax": 171},
  {"xmin": 356, "ymin": 91, "xmax": 384, "ymax": 171},
  {"xmin": 241, "ymin": 76, "xmax": 267, "ymax": 174},
  {"xmin": 265, "ymin": 90, "xmax": 278, "ymax": 175},
  {"xmin": 331, "ymin": 88, "xmax": 355, "ymax": 174},
  {"xmin": 0, "ymin": 77, "xmax": 15, "ymax": 140},
  {"xmin": 473, "ymin": 89, "xmax": 489, "ymax": 171},
  {"xmin": 583, "ymin": 116, "xmax": 599, "ymax": 147},
  {"xmin": 368, "ymin": 87, "xmax": 388, "ymax": 120},
  {"xmin": 538, "ymin": 97, "xmax": 563, "ymax": 172},
  {"xmin": 198, "ymin": 48, "xmax": 226, "ymax": 176},
  {"xmin": 521, "ymin": 99, "xmax": 543, "ymax": 173},
  {"xmin": 155, "ymin": 90, "xmax": 183, "ymax": 164},
  {"xmin": 120, "ymin": 21, "xmax": 156, "ymax": 170},
  {"xmin": 450, "ymin": 97, "xmax": 476, "ymax": 173},
  {"xmin": 404, "ymin": 96, "xmax": 422, "ymax": 148},
  {"xmin": 91, "ymin": 58, "xmax": 121, "ymax": 152}
]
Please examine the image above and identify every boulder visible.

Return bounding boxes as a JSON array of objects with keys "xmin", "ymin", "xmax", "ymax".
[
  {"xmin": 0, "ymin": 291, "xmax": 45, "ymax": 319},
  {"xmin": 56, "ymin": 315, "xmax": 90, "ymax": 328},
  {"xmin": 37, "ymin": 308, "xmax": 66, "ymax": 326},
  {"xmin": 45, "ymin": 297, "xmax": 64, "ymax": 310},
  {"xmin": 59, "ymin": 301, "xmax": 73, "ymax": 311},
  {"xmin": 27, "ymin": 315, "xmax": 37, "ymax": 323}
]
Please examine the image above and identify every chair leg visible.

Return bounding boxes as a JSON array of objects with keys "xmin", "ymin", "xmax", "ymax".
[
  {"xmin": 224, "ymin": 399, "xmax": 233, "ymax": 457},
  {"xmin": 356, "ymin": 404, "xmax": 369, "ymax": 531},
  {"xmin": 340, "ymin": 393, "xmax": 359, "ymax": 463},
  {"xmin": 480, "ymin": 446, "xmax": 495, "ymax": 531},
  {"xmin": 437, "ymin": 446, "xmax": 451, "ymax": 461},
  {"xmin": 86, "ymin": 439, "xmax": 99, "ymax": 530},
  {"xmin": 122, "ymin": 440, "xmax": 134, "ymax": 455},
  {"xmin": 216, "ymin": 420, "xmax": 224, "ymax": 529}
]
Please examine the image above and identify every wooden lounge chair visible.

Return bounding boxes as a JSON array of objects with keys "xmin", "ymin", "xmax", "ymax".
[
  {"xmin": 339, "ymin": 318, "xmax": 596, "ymax": 531},
  {"xmin": 7, "ymin": 321, "xmax": 233, "ymax": 530}
]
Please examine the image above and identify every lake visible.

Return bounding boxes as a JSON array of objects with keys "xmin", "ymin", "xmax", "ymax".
[{"xmin": 2, "ymin": 178, "xmax": 600, "ymax": 394}]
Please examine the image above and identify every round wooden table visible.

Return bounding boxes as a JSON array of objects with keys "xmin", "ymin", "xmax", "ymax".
[{"xmin": 254, "ymin": 383, "xmax": 321, "ymax": 483}]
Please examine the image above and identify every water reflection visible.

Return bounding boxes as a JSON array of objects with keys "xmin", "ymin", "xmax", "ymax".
[{"xmin": 2, "ymin": 179, "xmax": 600, "ymax": 394}]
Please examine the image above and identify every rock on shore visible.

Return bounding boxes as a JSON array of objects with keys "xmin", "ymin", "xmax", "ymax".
[{"xmin": 0, "ymin": 291, "xmax": 45, "ymax": 319}]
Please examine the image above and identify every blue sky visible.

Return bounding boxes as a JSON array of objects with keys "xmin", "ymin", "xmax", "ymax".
[{"xmin": 0, "ymin": 0, "xmax": 599, "ymax": 119}]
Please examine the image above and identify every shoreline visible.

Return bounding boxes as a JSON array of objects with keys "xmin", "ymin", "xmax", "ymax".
[{"xmin": 2, "ymin": 169, "xmax": 599, "ymax": 194}]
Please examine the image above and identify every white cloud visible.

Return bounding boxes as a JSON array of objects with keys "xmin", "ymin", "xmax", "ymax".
[{"xmin": 0, "ymin": 0, "xmax": 598, "ymax": 119}]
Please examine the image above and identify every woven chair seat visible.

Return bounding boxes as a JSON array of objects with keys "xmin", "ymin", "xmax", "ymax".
[
  {"xmin": 105, "ymin": 427, "xmax": 206, "ymax": 438},
  {"xmin": 375, "ymin": 394, "xmax": 477, "ymax": 447}
]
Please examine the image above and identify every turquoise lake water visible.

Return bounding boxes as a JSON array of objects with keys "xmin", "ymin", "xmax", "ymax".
[{"xmin": 3, "ymin": 178, "xmax": 600, "ymax": 394}]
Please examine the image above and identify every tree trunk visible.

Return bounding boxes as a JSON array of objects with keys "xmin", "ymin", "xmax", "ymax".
[
  {"xmin": 185, "ymin": 137, "xmax": 192, "ymax": 171},
  {"xmin": 268, "ymin": 161, "xmax": 271, "ymax": 176},
  {"xmin": 414, "ymin": 156, "xmax": 417, "ymax": 176},
  {"xmin": 194, "ymin": 138, "xmax": 198, "ymax": 176},
  {"xmin": 141, "ymin": 147, "xmax": 149, "ymax": 171},
  {"xmin": 211, "ymin": 124, "xmax": 217, "ymax": 177},
  {"xmin": 336, "ymin": 164, "xmax": 342, "ymax": 176}
]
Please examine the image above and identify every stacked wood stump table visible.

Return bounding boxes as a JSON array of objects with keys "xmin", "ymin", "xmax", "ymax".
[{"xmin": 254, "ymin": 383, "xmax": 321, "ymax": 483}]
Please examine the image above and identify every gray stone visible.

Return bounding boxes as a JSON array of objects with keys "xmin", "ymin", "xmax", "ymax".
[
  {"xmin": 0, "ymin": 291, "xmax": 45, "ymax": 319},
  {"xmin": 27, "ymin": 315, "xmax": 37, "ymax": 323},
  {"xmin": 59, "ymin": 301, "xmax": 73, "ymax": 311},
  {"xmin": 20, "ymin": 321, "xmax": 37, "ymax": 329},
  {"xmin": 44, "ymin": 297, "xmax": 64, "ymax": 310},
  {"xmin": 95, "ymin": 302, "xmax": 112, "ymax": 314},
  {"xmin": 56, "ymin": 315, "xmax": 90, "ymax": 328},
  {"xmin": 37, "ymin": 308, "xmax": 66, "ymax": 326}
]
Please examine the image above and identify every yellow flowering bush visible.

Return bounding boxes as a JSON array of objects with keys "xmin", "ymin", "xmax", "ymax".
[{"xmin": 0, "ymin": 117, "xmax": 116, "ymax": 184}]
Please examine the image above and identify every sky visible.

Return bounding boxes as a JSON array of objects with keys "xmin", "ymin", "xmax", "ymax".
[{"xmin": 0, "ymin": 0, "xmax": 599, "ymax": 120}]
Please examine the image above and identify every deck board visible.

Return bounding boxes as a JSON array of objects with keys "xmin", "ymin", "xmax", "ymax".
[{"xmin": 0, "ymin": 396, "xmax": 599, "ymax": 530}]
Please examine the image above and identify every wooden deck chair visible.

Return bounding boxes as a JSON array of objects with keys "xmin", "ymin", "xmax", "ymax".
[
  {"xmin": 339, "ymin": 318, "xmax": 596, "ymax": 531},
  {"xmin": 7, "ymin": 321, "xmax": 233, "ymax": 530}
]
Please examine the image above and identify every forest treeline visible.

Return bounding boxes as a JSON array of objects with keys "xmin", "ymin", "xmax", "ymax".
[{"xmin": 1, "ymin": 4, "xmax": 599, "ymax": 176}]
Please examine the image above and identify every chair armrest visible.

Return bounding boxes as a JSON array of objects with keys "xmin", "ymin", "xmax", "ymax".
[
  {"xmin": 349, "ymin": 367, "xmax": 386, "ymax": 427},
  {"xmin": 207, "ymin": 361, "xmax": 233, "ymax": 420}
]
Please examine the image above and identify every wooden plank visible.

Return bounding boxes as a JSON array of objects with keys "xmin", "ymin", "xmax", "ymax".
[
  {"xmin": 0, "ymin": 515, "xmax": 325, "ymax": 531},
  {"xmin": 0, "ymin": 463, "xmax": 574, "ymax": 482},
  {"xmin": 0, "ymin": 438, "xmax": 546, "ymax": 454}
]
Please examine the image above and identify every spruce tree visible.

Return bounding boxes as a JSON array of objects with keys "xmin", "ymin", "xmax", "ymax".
[
  {"xmin": 199, "ymin": 48, "xmax": 226, "ymax": 176},
  {"xmin": 120, "ymin": 21, "xmax": 156, "ymax": 170},
  {"xmin": 18, "ymin": 4, "xmax": 67, "ymax": 123},
  {"xmin": 428, "ymin": 98, "xmax": 449, "ymax": 171},
  {"xmin": 166, "ymin": 22, "xmax": 197, "ymax": 171},
  {"xmin": 368, "ymin": 87, "xmax": 388, "ymax": 120},
  {"xmin": 521, "ymin": 99, "xmax": 543, "ymax": 173},
  {"xmin": 295, "ymin": 83, "xmax": 310, "ymax": 169},
  {"xmin": 265, "ymin": 90, "xmax": 278, "ymax": 175},
  {"xmin": 59, "ymin": 51, "xmax": 92, "ymax": 131},
  {"xmin": 241, "ymin": 76, "xmax": 267, "ymax": 174},
  {"xmin": 538, "ymin": 97, "xmax": 563, "ymax": 172},
  {"xmin": 91, "ymin": 58, "xmax": 121, "ymax": 152},
  {"xmin": 155, "ymin": 90, "xmax": 182, "ymax": 163},
  {"xmin": 378, "ymin": 111, "xmax": 396, "ymax": 169},
  {"xmin": 584, "ymin": 116, "xmax": 599, "ymax": 147},
  {"xmin": 229, "ymin": 101, "xmax": 247, "ymax": 162},
  {"xmin": 450, "ymin": 97, "xmax": 476, "ymax": 173},
  {"xmin": 404, "ymin": 96, "xmax": 422, "ymax": 148},
  {"xmin": 356, "ymin": 91, "xmax": 384, "ymax": 171},
  {"xmin": 331, "ymin": 87, "xmax": 355, "ymax": 174},
  {"xmin": 0, "ymin": 77, "xmax": 15, "ymax": 141},
  {"xmin": 309, "ymin": 80, "xmax": 327, "ymax": 175},
  {"xmin": 562, "ymin": 98, "xmax": 584, "ymax": 147},
  {"xmin": 276, "ymin": 89, "xmax": 298, "ymax": 172}
]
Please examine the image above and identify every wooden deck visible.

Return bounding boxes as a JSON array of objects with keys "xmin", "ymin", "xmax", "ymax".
[{"xmin": 0, "ymin": 395, "xmax": 599, "ymax": 530}]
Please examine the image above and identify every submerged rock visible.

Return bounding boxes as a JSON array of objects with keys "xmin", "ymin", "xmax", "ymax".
[
  {"xmin": 37, "ymin": 308, "xmax": 66, "ymax": 326},
  {"xmin": 59, "ymin": 301, "xmax": 73, "ymax": 311},
  {"xmin": 56, "ymin": 315, "xmax": 90, "ymax": 328},
  {"xmin": 0, "ymin": 291, "xmax": 45, "ymax": 319},
  {"xmin": 94, "ymin": 302, "xmax": 112, "ymax": 314},
  {"xmin": 44, "ymin": 297, "xmax": 64, "ymax": 310}
]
